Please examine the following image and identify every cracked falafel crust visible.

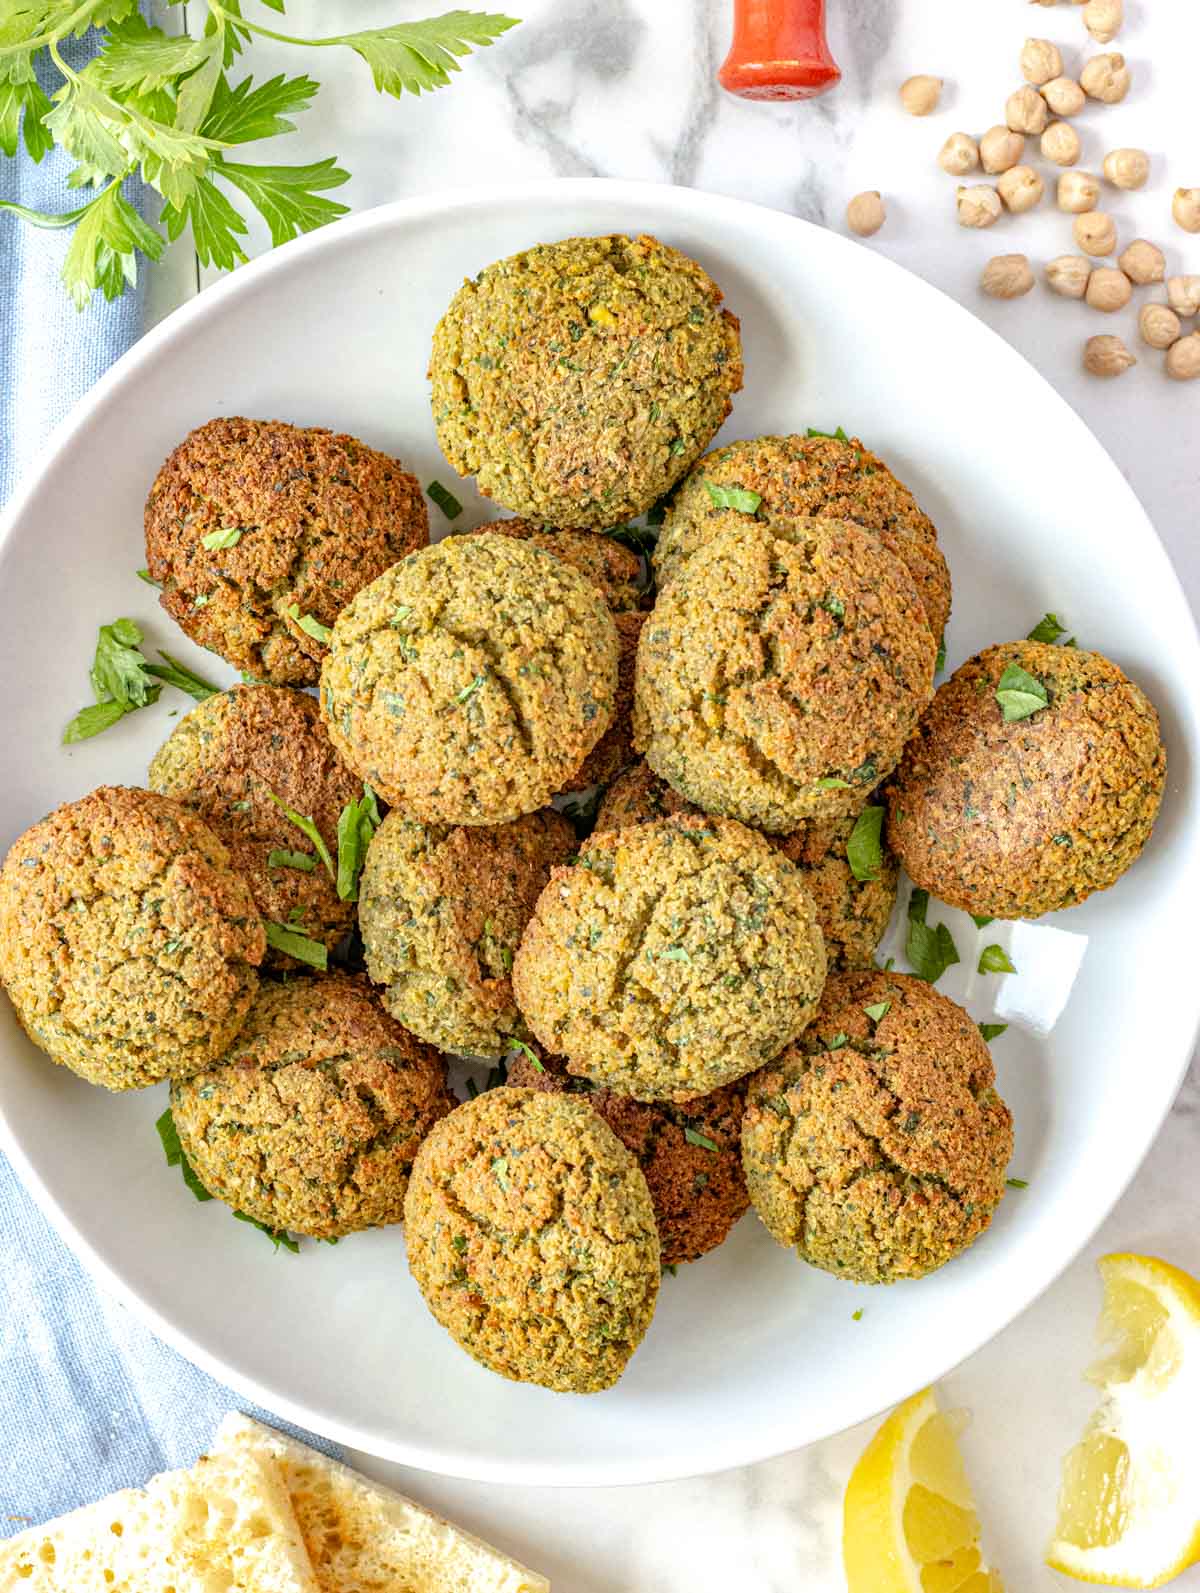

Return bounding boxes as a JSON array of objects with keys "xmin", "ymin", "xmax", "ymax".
[
  {"xmin": 507, "ymin": 1047, "xmax": 748, "ymax": 1267},
  {"xmin": 653, "ymin": 434, "xmax": 951, "ymax": 642},
  {"xmin": 886, "ymin": 641, "xmax": 1167, "ymax": 919},
  {"xmin": 742, "ymin": 971, "xmax": 1013, "ymax": 1284},
  {"xmin": 596, "ymin": 761, "xmax": 899, "ymax": 970},
  {"xmin": 403, "ymin": 1088, "xmax": 660, "ymax": 1392},
  {"xmin": 148, "ymin": 685, "xmax": 362, "ymax": 966},
  {"xmin": 171, "ymin": 974, "xmax": 452, "ymax": 1239},
  {"xmin": 0, "ymin": 786, "xmax": 264, "ymax": 1091},
  {"xmin": 359, "ymin": 806, "xmax": 575, "ymax": 1059},
  {"xmin": 428, "ymin": 234, "xmax": 744, "ymax": 527},
  {"xmin": 319, "ymin": 535, "xmax": 619, "ymax": 825},
  {"xmin": 634, "ymin": 518, "xmax": 936, "ymax": 832},
  {"xmin": 464, "ymin": 519, "xmax": 647, "ymax": 614},
  {"xmin": 144, "ymin": 417, "xmax": 428, "ymax": 686},
  {"xmin": 511, "ymin": 814, "xmax": 827, "ymax": 1103}
]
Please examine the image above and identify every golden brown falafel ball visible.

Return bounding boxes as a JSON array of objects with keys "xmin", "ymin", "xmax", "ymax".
[
  {"xmin": 634, "ymin": 519, "xmax": 936, "ymax": 832},
  {"xmin": 429, "ymin": 234, "xmax": 744, "ymax": 527},
  {"xmin": 464, "ymin": 520, "xmax": 647, "ymax": 613},
  {"xmin": 144, "ymin": 418, "xmax": 428, "ymax": 686},
  {"xmin": 512, "ymin": 814, "xmax": 827, "ymax": 1103},
  {"xmin": 886, "ymin": 641, "xmax": 1166, "ymax": 919},
  {"xmin": 171, "ymin": 974, "xmax": 451, "ymax": 1239},
  {"xmin": 742, "ymin": 971, "xmax": 1013, "ymax": 1284},
  {"xmin": 596, "ymin": 761, "xmax": 898, "ymax": 970},
  {"xmin": 147, "ymin": 685, "xmax": 362, "ymax": 967},
  {"xmin": 358, "ymin": 807, "xmax": 575, "ymax": 1058},
  {"xmin": 320, "ymin": 536, "xmax": 619, "ymax": 824},
  {"xmin": 565, "ymin": 611, "xmax": 645, "ymax": 791},
  {"xmin": 0, "ymin": 787, "xmax": 264, "ymax": 1090},
  {"xmin": 404, "ymin": 1089, "xmax": 660, "ymax": 1392},
  {"xmin": 654, "ymin": 435, "xmax": 951, "ymax": 641},
  {"xmin": 507, "ymin": 1046, "xmax": 748, "ymax": 1267}
]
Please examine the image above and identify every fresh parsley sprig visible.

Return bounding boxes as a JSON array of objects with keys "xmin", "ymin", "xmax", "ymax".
[
  {"xmin": 1, "ymin": 4, "xmax": 518, "ymax": 307},
  {"xmin": 63, "ymin": 617, "xmax": 218, "ymax": 742}
]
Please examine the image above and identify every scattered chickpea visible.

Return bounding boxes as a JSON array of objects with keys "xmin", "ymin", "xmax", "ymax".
[
  {"xmin": 1021, "ymin": 38, "xmax": 1063, "ymax": 85},
  {"xmin": 1103, "ymin": 148, "xmax": 1150, "ymax": 191},
  {"xmin": 1042, "ymin": 76, "xmax": 1086, "ymax": 117},
  {"xmin": 1075, "ymin": 211, "xmax": 1118, "ymax": 256},
  {"xmin": 847, "ymin": 191, "xmax": 886, "ymax": 237},
  {"xmin": 1006, "ymin": 84, "xmax": 1050, "ymax": 135},
  {"xmin": 1045, "ymin": 255, "xmax": 1093, "ymax": 298},
  {"xmin": 956, "ymin": 186, "xmax": 1003, "ymax": 228},
  {"xmin": 1119, "ymin": 240, "xmax": 1165, "ymax": 286},
  {"xmin": 938, "ymin": 132, "xmax": 980, "ymax": 176},
  {"xmin": 998, "ymin": 166, "xmax": 1045, "ymax": 213},
  {"xmin": 1172, "ymin": 189, "xmax": 1200, "ymax": 234},
  {"xmin": 1083, "ymin": 335, "xmax": 1136, "ymax": 377},
  {"xmin": 1058, "ymin": 171, "xmax": 1101, "ymax": 213},
  {"xmin": 1166, "ymin": 276, "xmax": 1200, "ymax": 317},
  {"xmin": 981, "ymin": 125, "xmax": 1026, "ymax": 175},
  {"xmin": 1139, "ymin": 304, "xmax": 1182, "ymax": 350},
  {"xmin": 1166, "ymin": 333, "xmax": 1200, "ymax": 380},
  {"xmin": 1083, "ymin": 0, "xmax": 1123, "ymax": 43},
  {"xmin": 982, "ymin": 254, "xmax": 1035, "ymax": 298},
  {"xmin": 900, "ymin": 75, "xmax": 943, "ymax": 116},
  {"xmin": 1042, "ymin": 122, "xmax": 1082, "ymax": 167},
  {"xmin": 1081, "ymin": 53, "xmax": 1131, "ymax": 103},
  {"xmin": 1085, "ymin": 266, "xmax": 1132, "ymax": 312}
]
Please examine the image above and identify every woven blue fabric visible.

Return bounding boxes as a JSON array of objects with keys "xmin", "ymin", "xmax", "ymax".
[{"xmin": 0, "ymin": 29, "xmax": 338, "ymax": 1534}]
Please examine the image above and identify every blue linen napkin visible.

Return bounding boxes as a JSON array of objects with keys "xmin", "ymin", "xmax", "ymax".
[{"xmin": 0, "ymin": 29, "xmax": 338, "ymax": 1536}]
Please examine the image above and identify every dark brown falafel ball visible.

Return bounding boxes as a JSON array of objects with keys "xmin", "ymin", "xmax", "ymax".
[
  {"xmin": 144, "ymin": 418, "xmax": 428, "ymax": 686},
  {"xmin": 0, "ymin": 787, "xmax": 264, "ymax": 1090},
  {"xmin": 171, "ymin": 974, "xmax": 452, "ymax": 1239},
  {"xmin": 885, "ymin": 641, "xmax": 1167, "ymax": 919},
  {"xmin": 742, "ymin": 971, "xmax": 1013, "ymax": 1284},
  {"xmin": 654, "ymin": 434, "xmax": 951, "ymax": 642},
  {"xmin": 596, "ymin": 761, "xmax": 898, "ymax": 970},
  {"xmin": 507, "ymin": 1046, "xmax": 748, "ymax": 1267},
  {"xmin": 634, "ymin": 519, "xmax": 936, "ymax": 831},
  {"xmin": 147, "ymin": 685, "xmax": 362, "ymax": 967},
  {"xmin": 464, "ymin": 520, "xmax": 647, "ymax": 613}
]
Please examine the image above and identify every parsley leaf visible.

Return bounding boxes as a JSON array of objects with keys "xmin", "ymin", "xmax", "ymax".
[
  {"xmin": 978, "ymin": 944, "xmax": 1017, "ymax": 975},
  {"xmin": 426, "ymin": 479, "xmax": 463, "ymax": 520},
  {"xmin": 863, "ymin": 1001, "xmax": 890, "ymax": 1024},
  {"xmin": 1006, "ymin": 1177, "xmax": 1029, "ymax": 1190},
  {"xmin": 201, "ymin": 70, "xmax": 320, "ymax": 144},
  {"xmin": 143, "ymin": 650, "xmax": 219, "ymax": 701},
  {"xmin": 814, "ymin": 776, "xmax": 852, "ymax": 790},
  {"xmin": 332, "ymin": 13, "xmax": 520, "ymax": 99},
  {"xmin": 1027, "ymin": 612, "xmax": 1067, "ymax": 645},
  {"xmin": 64, "ymin": 617, "xmax": 212, "ymax": 741},
  {"xmin": 703, "ymin": 480, "xmax": 762, "ymax": 514},
  {"xmin": 267, "ymin": 848, "xmax": 317, "ymax": 872},
  {"xmin": 971, "ymin": 914, "xmax": 995, "ymax": 929},
  {"xmin": 201, "ymin": 525, "xmax": 243, "ymax": 550},
  {"xmin": 996, "ymin": 662, "xmax": 1048, "ymax": 723},
  {"xmin": 905, "ymin": 887, "xmax": 960, "ymax": 985},
  {"xmin": 266, "ymin": 792, "xmax": 335, "ymax": 880},
  {"xmin": 60, "ymin": 181, "xmax": 164, "ymax": 309},
  {"xmin": 155, "ymin": 1106, "xmax": 214, "ymax": 1203},
  {"xmin": 233, "ymin": 1209, "xmax": 300, "ymax": 1252},
  {"xmin": 263, "ymin": 920, "xmax": 328, "ymax": 969},
  {"xmin": 684, "ymin": 1127, "xmax": 718, "ymax": 1152},
  {"xmin": 806, "ymin": 426, "xmax": 849, "ymax": 441},
  {"xmin": 506, "ymin": 1037, "xmax": 544, "ymax": 1072},
  {"xmin": 934, "ymin": 634, "xmax": 947, "ymax": 675},
  {"xmin": 215, "ymin": 155, "xmax": 350, "ymax": 247},
  {"xmin": 283, "ymin": 602, "xmax": 331, "ymax": 644},
  {"xmin": 335, "ymin": 784, "xmax": 381, "ymax": 902},
  {"xmin": 979, "ymin": 1022, "xmax": 1008, "ymax": 1041},
  {"xmin": 846, "ymin": 805, "xmax": 884, "ymax": 882}
]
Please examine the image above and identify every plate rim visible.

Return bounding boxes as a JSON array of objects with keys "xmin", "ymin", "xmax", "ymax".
[{"xmin": 2, "ymin": 175, "xmax": 1198, "ymax": 1487}]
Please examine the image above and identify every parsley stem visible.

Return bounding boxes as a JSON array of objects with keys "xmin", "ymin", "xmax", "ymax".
[
  {"xmin": 0, "ymin": 189, "xmax": 111, "ymax": 230},
  {"xmin": 0, "ymin": 0, "xmax": 108, "ymax": 57}
]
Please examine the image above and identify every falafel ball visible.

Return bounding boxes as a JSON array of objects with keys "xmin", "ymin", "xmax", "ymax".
[
  {"xmin": 144, "ymin": 417, "xmax": 428, "ymax": 686},
  {"xmin": 320, "ymin": 536, "xmax": 619, "ymax": 824},
  {"xmin": 508, "ymin": 1046, "xmax": 748, "ymax": 1267},
  {"xmin": 171, "ymin": 974, "xmax": 451, "ymax": 1239},
  {"xmin": 512, "ymin": 814, "xmax": 827, "ymax": 1103},
  {"xmin": 147, "ymin": 685, "xmax": 362, "ymax": 967},
  {"xmin": 596, "ymin": 761, "xmax": 898, "ymax": 970},
  {"xmin": 742, "ymin": 971, "xmax": 1013, "ymax": 1284},
  {"xmin": 464, "ymin": 520, "xmax": 647, "ymax": 613},
  {"xmin": 403, "ymin": 1088, "xmax": 660, "ymax": 1392},
  {"xmin": 358, "ymin": 806, "xmax": 575, "ymax": 1058},
  {"xmin": 0, "ymin": 787, "xmax": 264, "ymax": 1091},
  {"xmin": 634, "ymin": 519, "xmax": 936, "ymax": 831},
  {"xmin": 886, "ymin": 641, "xmax": 1167, "ymax": 919},
  {"xmin": 566, "ymin": 611, "xmax": 645, "ymax": 791},
  {"xmin": 654, "ymin": 435, "xmax": 951, "ymax": 642},
  {"xmin": 428, "ymin": 234, "xmax": 744, "ymax": 527}
]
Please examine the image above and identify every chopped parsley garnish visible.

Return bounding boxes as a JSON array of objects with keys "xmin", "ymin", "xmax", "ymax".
[
  {"xmin": 233, "ymin": 1210, "xmax": 300, "ymax": 1253},
  {"xmin": 1006, "ymin": 1177, "xmax": 1029, "ymax": 1190},
  {"xmin": 971, "ymin": 914, "xmax": 995, "ymax": 929},
  {"xmin": 263, "ymin": 921, "xmax": 328, "ymax": 970},
  {"xmin": 979, "ymin": 1022, "xmax": 1009, "ymax": 1042},
  {"xmin": 934, "ymin": 635, "xmax": 947, "ymax": 675},
  {"xmin": 851, "ymin": 1308, "xmax": 864, "ymax": 1321},
  {"xmin": 703, "ymin": 480, "xmax": 762, "ymax": 514},
  {"xmin": 492, "ymin": 1157, "xmax": 511, "ymax": 1192},
  {"xmin": 427, "ymin": 480, "xmax": 463, "ymax": 520},
  {"xmin": 661, "ymin": 946, "xmax": 692, "ymax": 964},
  {"xmin": 863, "ymin": 1001, "xmax": 890, "ymax": 1024},
  {"xmin": 996, "ymin": 661, "xmax": 1048, "ymax": 723},
  {"xmin": 144, "ymin": 650, "xmax": 219, "ymax": 702},
  {"xmin": 63, "ymin": 618, "xmax": 216, "ymax": 741},
  {"xmin": 155, "ymin": 1107, "xmax": 213, "ymax": 1204},
  {"xmin": 805, "ymin": 426, "xmax": 849, "ymax": 441},
  {"xmin": 454, "ymin": 673, "xmax": 485, "ymax": 705},
  {"xmin": 1027, "ymin": 612, "xmax": 1067, "ymax": 645},
  {"xmin": 267, "ymin": 793, "xmax": 336, "ymax": 880},
  {"xmin": 905, "ymin": 887, "xmax": 960, "ymax": 985},
  {"xmin": 846, "ymin": 805, "xmax": 884, "ymax": 882},
  {"xmin": 684, "ymin": 1127, "xmax": 719, "ymax": 1152},
  {"xmin": 814, "ymin": 776, "xmax": 852, "ymax": 790},
  {"xmin": 201, "ymin": 526, "xmax": 244, "ymax": 551},
  {"xmin": 826, "ymin": 1032, "xmax": 849, "ymax": 1050},
  {"xmin": 506, "ymin": 1037, "xmax": 544, "ymax": 1073},
  {"xmin": 135, "ymin": 568, "xmax": 161, "ymax": 587},
  {"xmin": 284, "ymin": 604, "xmax": 331, "ymax": 645},
  {"xmin": 335, "ymin": 783, "xmax": 381, "ymax": 901},
  {"xmin": 662, "ymin": 1263, "xmax": 678, "ymax": 1278},
  {"xmin": 267, "ymin": 848, "xmax": 317, "ymax": 873},
  {"xmin": 978, "ymin": 944, "xmax": 1017, "ymax": 975}
]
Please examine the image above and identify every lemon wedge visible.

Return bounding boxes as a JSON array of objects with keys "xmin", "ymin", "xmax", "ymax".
[
  {"xmin": 843, "ymin": 1385, "xmax": 1004, "ymax": 1592},
  {"xmin": 1047, "ymin": 1252, "xmax": 1200, "ymax": 1587}
]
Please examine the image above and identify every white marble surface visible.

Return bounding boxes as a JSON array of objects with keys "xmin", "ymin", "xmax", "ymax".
[{"xmin": 148, "ymin": 1, "xmax": 1200, "ymax": 1586}]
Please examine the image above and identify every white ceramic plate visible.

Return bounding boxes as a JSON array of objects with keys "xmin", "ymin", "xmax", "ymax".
[{"xmin": 1, "ymin": 180, "xmax": 1197, "ymax": 1488}]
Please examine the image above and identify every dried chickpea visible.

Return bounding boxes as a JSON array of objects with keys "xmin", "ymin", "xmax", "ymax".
[
  {"xmin": 1083, "ymin": 0, "xmax": 1123, "ymax": 43},
  {"xmin": 1042, "ymin": 76, "xmax": 1086, "ymax": 117},
  {"xmin": 1172, "ymin": 189, "xmax": 1200, "ymax": 234},
  {"xmin": 998, "ymin": 166, "xmax": 1044, "ymax": 213},
  {"xmin": 1119, "ymin": 240, "xmax": 1165, "ymax": 286},
  {"xmin": 1075, "ymin": 211, "xmax": 1118, "ymax": 256},
  {"xmin": 1166, "ymin": 276, "xmax": 1200, "ymax": 317},
  {"xmin": 1058, "ymin": 170, "xmax": 1101, "ymax": 213},
  {"xmin": 1139, "ymin": 304, "xmax": 1182, "ymax": 350},
  {"xmin": 1103, "ymin": 148, "xmax": 1150, "ymax": 190},
  {"xmin": 847, "ymin": 191, "xmax": 886, "ymax": 237},
  {"xmin": 900, "ymin": 75, "xmax": 943, "ymax": 116},
  {"xmin": 1042, "ymin": 122, "xmax": 1081, "ymax": 167},
  {"xmin": 1085, "ymin": 267, "xmax": 1132, "ymax": 312},
  {"xmin": 1081, "ymin": 53, "xmax": 1131, "ymax": 103},
  {"xmin": 982, "ymin": 254, "xmax": 1035, "ymax": 298},
  {"xmin": 1046, "ymin": 255, "xmax": 1093, "ymax": 299},
  {"xmin": 1083, "ymin": 335, "xmax": 1136, "ymax": 377},
  {"xmin": 1006, "ymin": 84, "xmax": 1050, "ymax": 135},
  {"xmin": 981, "ymin": 125, "xmax": 1026, "ymax": 175},
  {"xmin": 1166, "ymin": 333, "xmax": 1200, "ymax": 380},
  {"xmin": 956, "ymin": 186, "xmax": 1003, "ymax": 228},
  {"xmin": 1021, "ymin": 38, "xmax": 1063, "ymax": 85},
  {"xmin": 939, "ymin": 133, "xmax": 980, "ymax": 176}
]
